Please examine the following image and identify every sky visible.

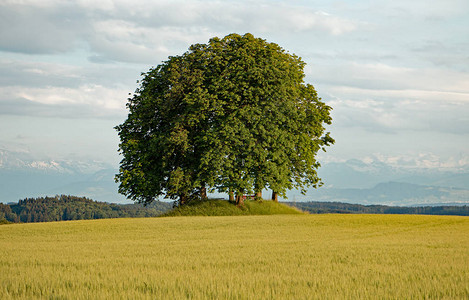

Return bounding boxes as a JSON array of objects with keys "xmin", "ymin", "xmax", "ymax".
[{"xmin": 1, "ymin": 0, "xmax": 468, "ymax": 172}]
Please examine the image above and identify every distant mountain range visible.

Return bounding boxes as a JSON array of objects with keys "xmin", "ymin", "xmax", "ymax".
[
  {"xmin": 1, "ymin": 149, "xmax": 468, "ymax": 206},
  {"xmin": 0, "ymin": 149, "xmax": 126, "ymax": 203},
  {"xmin": 284, "ymin": 159, "xmax": 469, "ymax": 206},
  {"xmin": 317, "ymin": 158, "xmax": 469, "ymax": 190},
  {"xmin": 0, "ymin": 167, "xmax": 128, "ymax": 204},
  {"xmin": 286, "ymin": 182, "xmax": 469, "ymax": 206}
]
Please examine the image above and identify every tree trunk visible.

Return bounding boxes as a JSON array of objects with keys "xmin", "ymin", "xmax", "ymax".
[
  {"xmin": 271, "ymin": 191, "xmax": 278, "ymax": 202},
  {"xmin": 255, "ymin": 191, "xmax": 262, "ymax": 200},
  {"xmin": 236, "ymin": 193, "xmax": 244, "ymax": 206},
  {"xmin": 179, "ymin": 193, "xmax": 188, "ymax": 206},
  {"xmin": 229, "ymin": 191, "xmax": 234, "ymax": 202},
  {"xmin": 200, "ymin": 186, "xmax": 207, "ymax": 200}
]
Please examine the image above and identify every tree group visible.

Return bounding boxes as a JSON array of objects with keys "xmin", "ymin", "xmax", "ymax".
[
  {"xmin": 0, "ymin": 195, "xmax": 171, "ymax": 223},
  {"xmin": 116, "ymin": 33, "xmax": 334, "ymax": 206}
]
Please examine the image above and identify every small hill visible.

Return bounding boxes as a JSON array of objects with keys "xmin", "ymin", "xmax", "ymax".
[{"xmin": 162, "ymin": 199, "xmax": 304, "ymax": 217}]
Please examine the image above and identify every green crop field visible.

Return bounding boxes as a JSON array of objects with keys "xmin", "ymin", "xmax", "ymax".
[{"xmin": 1, "ymin": 214, "xmax": 468, "ymax": 299}]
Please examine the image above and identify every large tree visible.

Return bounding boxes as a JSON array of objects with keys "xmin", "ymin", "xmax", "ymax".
[{"xmin": 116, "ymin": 33, "xmax": 333, "ymax": 206}]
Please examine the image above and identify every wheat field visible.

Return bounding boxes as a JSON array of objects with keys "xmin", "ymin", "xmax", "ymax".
[{"xmin": 1, "ymin": 214, "xmax": 468, "ymax": 299}]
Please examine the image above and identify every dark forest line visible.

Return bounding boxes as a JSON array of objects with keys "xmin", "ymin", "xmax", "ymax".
[
  {"xmin": 1, "ymin": 196, "xmax": 468, "ymax": 225},
  {"xmin": 286, "ymin": 201, "xmax": 469, "ymax": 216},
  {"xmin": 0, "ymin": 195, "xmax": 172, "ymax": 224}
]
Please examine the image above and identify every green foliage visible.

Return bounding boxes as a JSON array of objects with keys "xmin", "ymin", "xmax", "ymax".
[
  {"xmin": 162, "ymin": 199, "xmax": 303, "ymax": 217},
  {"xmin": 1, "ymin": 195, "xmax": 171, "ymax": 223},
  {"xmin": 0, "ymin": 219, "xmax": 11, "ymax": 225},
  {"xmin": 0, "ymin": 203, "xmax": 17, "ymax": 223},
  {"xmin": 116, "ymin": 33, "xmax": 333, "ymax": 205}
]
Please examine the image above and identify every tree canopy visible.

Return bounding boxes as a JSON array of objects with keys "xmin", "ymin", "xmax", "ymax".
[
  {"xmin": 115, "ymin": 33, "xmax": 334, "ymax": 206},
  {"xmin": 0, "ymin": 195, "xmax": 171, "ymax": 223}
]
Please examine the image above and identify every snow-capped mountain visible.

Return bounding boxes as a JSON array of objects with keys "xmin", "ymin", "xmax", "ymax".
[
  {"xmin": 0, "ymin": 149, "xmax": 111, "ymax": 174},
  {"xmin": 318, "ymin": 155, "xmax": 469, "ymax": 189},
  {"xmin": 1, "ymin": 148, "xmax": 468, "ymax": 206},
  {"xmin": 0, "ymin": 149, "xmax": 126, "ymax": 203}
]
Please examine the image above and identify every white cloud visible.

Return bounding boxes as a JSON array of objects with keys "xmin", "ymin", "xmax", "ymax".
[
  {"xmin": 328, "ymin": 93, "xmax": 469, "ymax": 135},
  {"xmin": 88, "ymin": 20, "xmax": 214, "ymax": 63},
  {"xmin": 0, "ymin": 59, "xmax": 84, "ymax": 88},
  {"xmin": 318, "ymin": 151, "xmax": 469, "ymax": 172},
  {"xmin": 313, "ymin": 62, "xmax": 469, "ymax": 96},
  {"xmin": 0, "ymin": 0, "xmax": 359, "ymax": 62},
  {"xmin": 248, "ymin": 7, "xmax": 357, "ymax": 35},
  {"xmin": 382, "ymin": 0, "xmax": 469, "ymax": 19},
  {"xmin": 367, "ymin": 152, "xmax": 469, "ymax": 171},
  {"xmin": 308, "ymin": 59, "xmax": 469, "ymax": 135},
  {"xmin": 0, "ymin": 0, "xmax": 468, "ymax": 169},
  {"xmin": 0, "ymin": 85, "xmax": 127, "ymax": 118}
]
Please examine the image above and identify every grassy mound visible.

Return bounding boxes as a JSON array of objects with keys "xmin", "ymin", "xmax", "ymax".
[{"xmin": 161, "ymin": 199, "xmax": 304, "ymax": 217}]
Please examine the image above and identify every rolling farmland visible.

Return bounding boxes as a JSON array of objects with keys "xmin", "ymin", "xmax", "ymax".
[{"xmin": 1, "ymin": 214, "xmax": 468, "ymax": 299}]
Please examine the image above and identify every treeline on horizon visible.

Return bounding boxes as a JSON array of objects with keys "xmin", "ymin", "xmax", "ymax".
[
  {"xmin": 287, "ymin": 201, "xmax": 469, "ymax": 216},
  {"xmin": 0, "ymin": 195, "xmax": 172, "ymax": 224},
  {"xmin": 1, "ymin": 196, "xmax": 468, "ymax": 224}
]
